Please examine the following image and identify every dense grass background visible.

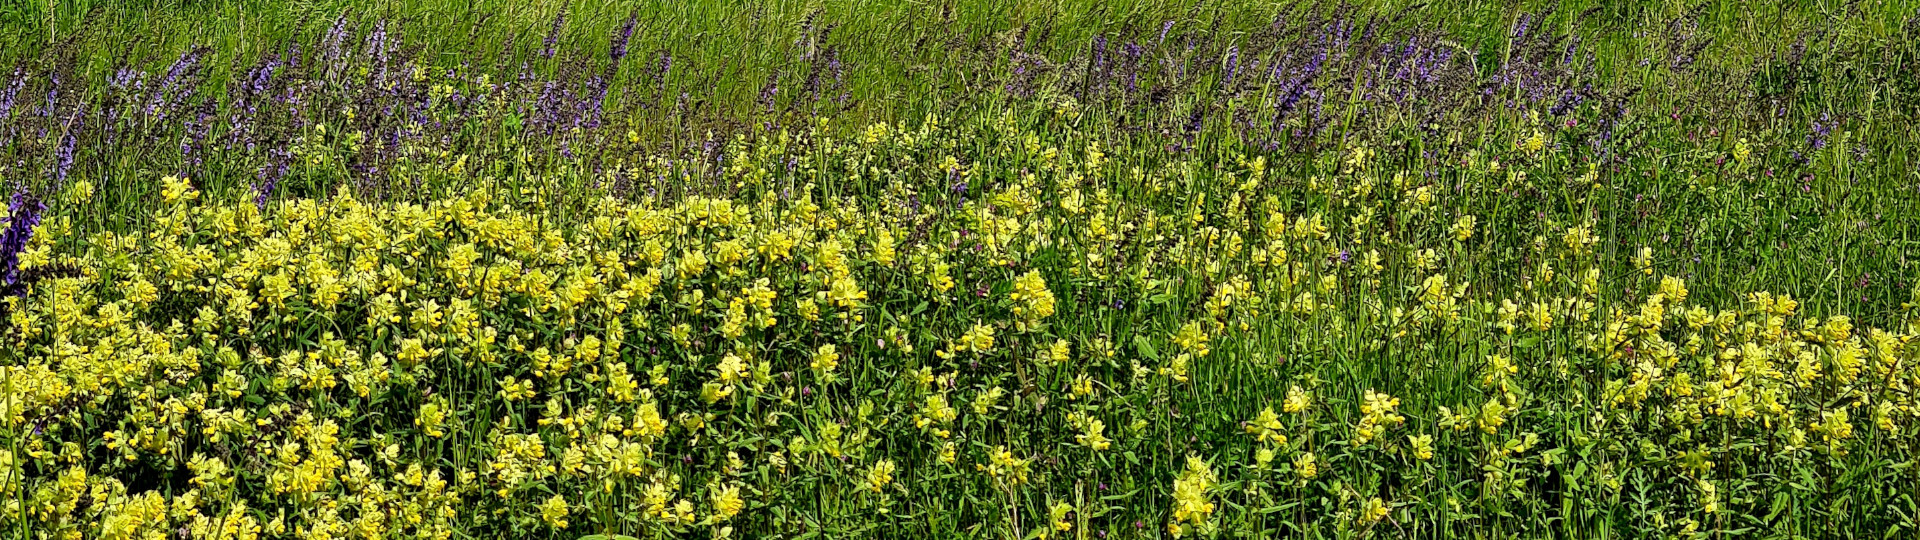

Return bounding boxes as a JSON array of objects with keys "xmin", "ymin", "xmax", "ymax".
[
  {"xmin": 6, "ymin": 0, "xmax": 1918, "ymax": 117},
  {"xmin": 15, "ymin": 0, "xmax": 1914, "ymax": 317},
  {"xmin": 4, "ymin": 1, "xmax": 1920, "ymax": 538}
]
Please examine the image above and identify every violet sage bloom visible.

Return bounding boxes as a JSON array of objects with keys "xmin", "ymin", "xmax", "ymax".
[{"xmin": 1, "ymin": 187, "xmax": 46, "ymax": 287}]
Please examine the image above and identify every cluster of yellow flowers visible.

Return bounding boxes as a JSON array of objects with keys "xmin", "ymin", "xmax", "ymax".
[
  {"xmin": 1167, "ymin": 456, "xmax": 1218, "ymax": 537},
  {"xmin": 1, "ymin": 106, "xmax": 1916, "ymax": 538}
]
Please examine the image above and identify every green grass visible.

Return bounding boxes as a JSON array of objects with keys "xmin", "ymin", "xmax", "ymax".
[{"xmin": 3, "ymin": 1, "xmax": 1920, "ymax": 538}]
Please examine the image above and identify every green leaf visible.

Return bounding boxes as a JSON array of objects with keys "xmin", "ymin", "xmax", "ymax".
[
  {"xmin": 1255, "ymin": 501, "xmax": 1302, "ymax": 514},
  {"xmin": 1133, "ymin": 336, "xmax": 1159, "ymax": 360},
  {"xmin": 577, "ymin": 535, "xmax": 640, "ymax": 540},
  {"xmin": 1766, "ymin": 492, "xmax": 1790, "ymax": 521}
]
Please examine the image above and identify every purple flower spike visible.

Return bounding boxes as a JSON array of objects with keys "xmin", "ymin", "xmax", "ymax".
[
  {"xmin": 51, "ymin": 130, "xmax": 76, "ymax": 187},
  {"xmin": 2, "ymin": 187, "xmax": 47, "ymax": 287},
  {"xmin": 1222, "ymin": 46, "xmax": 1239, "ymax": 86},
  {"xmin": 541, "ymin": 9, "xmax": 568, "ymax": 59},
  {"xmin": 0, "ymin": 66, "xmax": 25, "ymax": 119},
  {"xmin": 611, "ymin": 15, "xmax": 638, "ymax": 64}
]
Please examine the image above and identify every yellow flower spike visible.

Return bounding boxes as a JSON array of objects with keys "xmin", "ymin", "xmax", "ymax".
[
  {"xmin": 1283, "ymin": 385, "xmax": 1311, "ymax": 414},
  {"xmin": 1246, "ymin": 406, "xmax": 1287, "ymax": 445},
  {"xmin": 1050, "ymin": 501, "xmax": 1074, "ymax": 532},
  {"xmin": 1410, "ymin": 434, "xmax": 1435, "ymax": 460},
  {"xmin": 537, "ymin": 495, "xmax": 569, "ymax": 529},
  {"xmin": 1169, "ymin": 455, "xmax": 1218, "ymax": 529},
  {"xmin": 810, "ymin": 344, "xmax": 841, "ymax": 381},
  {"xmin": 1293, "ymin": 452, "xmax": 1318, "ymax": 480},
  {"xmin": 711, "ymin": 484, "xmax": 745, "ymax": 522},
  {"xmin": 866, "ymin": 459, "xmax": 896, "ymax": 493},
  {"xmin": 1076, "ymin": 417, "xmax": 1111, "ymax": 451},
  {"xmin": 1451, "ymin": 215, "xmax": 1476, "ymax": 242},
  {"xmin": 1357, "ymin": 497, "xmax": 1390, "ymax": 526},
  {"xmin": 160, "ymin": 175, "xmax": 199, "ymax": 204}
]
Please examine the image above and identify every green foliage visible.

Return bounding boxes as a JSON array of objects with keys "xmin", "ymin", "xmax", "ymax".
[{"xmin": 2, "ymin": 1, "xmax": 1920, "ymax": 538}]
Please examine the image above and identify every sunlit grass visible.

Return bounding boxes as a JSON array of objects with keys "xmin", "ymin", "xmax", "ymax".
[{"xmin": 3, "ymin": 2, "xmax": 1920, "ymax": 538}]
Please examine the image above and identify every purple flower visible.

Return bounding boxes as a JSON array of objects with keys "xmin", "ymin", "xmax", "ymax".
[
  {"xmin": 2, "ymin": 187, "xmax": 46, "ymax": 287},
  {"xmin": 51, "ymin": 130, "xmax": 75, "ymax": 187},
  {"xmin": 1092, "ymin": 36, "xmax": 1108, "ymax": 76},
  {"xmin": 1809, "ymin": 112, "xmax": 1835, "ymax": 151},
  {"xmin": 655, "ymin": 52, "xmax": 673, "ymax": 92},
  {"xmin": 109, "ymin": 68, "xmax": 145, "ymax": 96},
  {"xmin": 1222, "ymin": 46, "xmax": 1239, "ymax": 86},
  {"xmin": 253, "ymin": 147, "xmax": 293, "ymax": 210},
  {"xmin": 0, "ymin": 66, "xmax": 24, "ymax": 119},
  {"xmin": 145, "ymin": 46, "xmax": 209, "ymax": 120},
  {"xmin": 1122, "ymin": 42, "xmax": 1143, "ymax": 92},
  {"xmin": 321, "ymin": 15, "xmax": 351, "ymax": 74},
  {"xmin": 611, "ymin": 15, "xmax": 637, "ymax": 64},
  {"xmin": 180, "ymin": 98, "xmax": 215, "ymax": 168},
  {"xmin": 757, "ymin": 73, "xmax": 781, "ymax": 112},
  {"xmin": 541, "ymin": 9, "xmax": 567, "ymax": 59},
  {"xmin": 365, "ymin": 20, "xmax": 391, "ymax": 81}
]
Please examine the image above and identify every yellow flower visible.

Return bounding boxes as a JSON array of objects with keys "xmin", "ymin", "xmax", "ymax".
[
  {"xmin": 1050, "ymin": 501, "xmax": 1074, "ymax": 532},
  {"xmin": 1254, "ymin": 447, "xmax": 1275, "ymax": 468},
  {"xmin": 810, "ymin": 344, "xmax": 841, "ymax": 379},
  {"xmin": 866, "ymin": 459, "xmax": 896, "ymax": 492},
  {"xmin": 1451, "ymin": 215, "xmax": 1476, "ymax": 241},
  {"xmin": 1075, "ymin": 417, "xmax": 1111, "ymax": 451},
  {"xmin": 1169, "ymin": 455, "xmax": 1217, "ymax": 527},
  {"xmin": 1357, "ymin": 496, "xmax": 1389, "ymax": 526},
  {"xmin": 1245, "ymin": 406, "xmax": 1286, "ymax": 445},
  {"xmin": 987, "ymin": 445, "xmax": 1030, "ymax": 485},
  {"xmin": 161, "ymin": 175, "xmax": 199, "ymax": 203},
  {"xmin": 717, "ymin": 352, "xmax": 749, "ymax": 384},
  {"xmin": 701, "ymin": 382, "xmax": 733, "ymax": 404},
  {"xmin": 537, "ymin": 494, "xmax": 569, "ymax": 529},
  {"xmin": 1293, "ymin": 452, "xmax": 1317, "ymax": 480},
  {"xmin": 416, "ymin": 401, "xmax": 447, "ymax": 438},
  {"xmin": 1660, "ymin": 275, "xmax": 1690, "ymax": 304},
  {"xmin": 1282, "ymin": 385, "xmax": 1310, "ymax": 414},
  {"xmin": 1070, "ymin": 374, "xmax": 1094, "ymax": 399},
  {"xmin": 1008, "ymin": 270, "xmax": 1056, "ymax": 331},
  {"xmin": 711, "ymin": 484, "xmax": 745, "ymax": 522},
  {"xmin": 1351, "ymin": 390, "xmax": 1413, "ymax": 445},
  {"xmin": 496, "ymin": 376, "xmax": 534, "ymax": 402},
  {"xmin": 64, "ymin": 179, "xmax": 94, "ymax": 205},
  {"xmin": 1046, "ymin": 339, "xmax": 1072, "ymax": 366},
  {"xmin": 1409, "ymin": 434, "xmax": 1434, "ymax": 460}
]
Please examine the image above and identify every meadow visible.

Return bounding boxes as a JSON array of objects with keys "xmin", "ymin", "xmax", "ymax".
[{"xmin": 3, "ymin": 1, "xmax": 1920, "ymax": 538}]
